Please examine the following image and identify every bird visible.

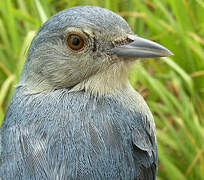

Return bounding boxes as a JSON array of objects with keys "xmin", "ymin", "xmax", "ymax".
[{"xmin": 0, "ymin": 6, "xmax": 173, "ymax": 180}]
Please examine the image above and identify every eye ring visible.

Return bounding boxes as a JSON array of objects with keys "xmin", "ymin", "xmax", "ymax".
[{"xmin": 66, "ymin": 33, "xmax": 85, "ymax": 51}]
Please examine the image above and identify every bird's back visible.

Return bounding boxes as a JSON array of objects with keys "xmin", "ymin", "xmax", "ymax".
[{"xmin": 0, "ymin": 88, "xmax": 157, "ymax": 180}]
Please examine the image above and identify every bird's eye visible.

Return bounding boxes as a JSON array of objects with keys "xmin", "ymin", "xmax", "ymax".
[{"xmin": 67, "ymin": 34, "xmax": 85, "ymax": 51}]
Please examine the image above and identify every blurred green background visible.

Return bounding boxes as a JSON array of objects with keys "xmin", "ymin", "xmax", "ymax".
[{"xmin": 0, "ymin": 0, "xmax": 204, "ymax": 179}]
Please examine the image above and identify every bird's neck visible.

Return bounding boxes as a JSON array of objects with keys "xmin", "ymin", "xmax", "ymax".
[
  {"xmin": 16, "ymin": 61, "xmax": 134, "ymax": 96},
  {"xmin": 69, "ymin": 61, "xmax": 133, "ymax": 96}
]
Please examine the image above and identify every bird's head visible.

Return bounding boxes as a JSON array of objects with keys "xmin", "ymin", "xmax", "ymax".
[{"xmin": 18, "ymin": 6, "xmax": 173, "ymax": 95}]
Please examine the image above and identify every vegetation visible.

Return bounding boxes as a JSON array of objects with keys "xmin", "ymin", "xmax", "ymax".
[{"xmin": 0, "ymin": 0, "xmax": 203, "ymax": 179}]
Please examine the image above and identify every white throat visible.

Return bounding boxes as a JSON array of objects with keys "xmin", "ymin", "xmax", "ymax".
[{"xmin": 69, "ymin": 61, "xmax": 133, "ymax": 96}]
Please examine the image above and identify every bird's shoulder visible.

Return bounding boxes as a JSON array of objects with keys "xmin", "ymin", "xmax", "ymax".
[{"xmin": 105, "ymin": 89, "xmax": 158, "ymax": 179}]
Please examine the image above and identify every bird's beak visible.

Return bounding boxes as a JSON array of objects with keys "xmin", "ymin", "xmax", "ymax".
[{"xmin": 110, "ymin": 35, "xmax": 173, "ymax": 58}]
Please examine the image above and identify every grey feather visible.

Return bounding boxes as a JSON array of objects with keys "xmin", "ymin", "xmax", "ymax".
[{"xmin": 0, "ymin": 88, "xmax": 157, "ymax": 179}]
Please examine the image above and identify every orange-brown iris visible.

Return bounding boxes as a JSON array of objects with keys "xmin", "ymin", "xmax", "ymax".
[{"xmin": 67, "ymin": 34, "xmax": 85, "ymax": 51}]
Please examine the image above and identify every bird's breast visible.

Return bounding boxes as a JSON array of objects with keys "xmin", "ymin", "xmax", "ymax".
[{"xmin": 0, "ymin": 88, "xmax": 156, "ymax": 179}]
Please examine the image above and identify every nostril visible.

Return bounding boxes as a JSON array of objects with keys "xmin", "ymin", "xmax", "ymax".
[{"xmin": 92, "ymin": 37, "xmax": 97, "ymax": 52}]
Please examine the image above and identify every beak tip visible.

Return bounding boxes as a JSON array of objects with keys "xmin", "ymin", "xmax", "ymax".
[{"xmin": 165, "ymin": 50, "xmax": 174, "ymax": 57}]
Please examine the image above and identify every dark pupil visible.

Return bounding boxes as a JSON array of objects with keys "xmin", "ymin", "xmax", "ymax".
[{"xmin": 72, "ymin": 36, "xmax": 80, "ymax": 46}]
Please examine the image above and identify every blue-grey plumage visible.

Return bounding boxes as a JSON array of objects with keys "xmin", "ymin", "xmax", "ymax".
[{"xmin": 0, "ymin": 6, "xmax": 172, "ymax": 180}]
